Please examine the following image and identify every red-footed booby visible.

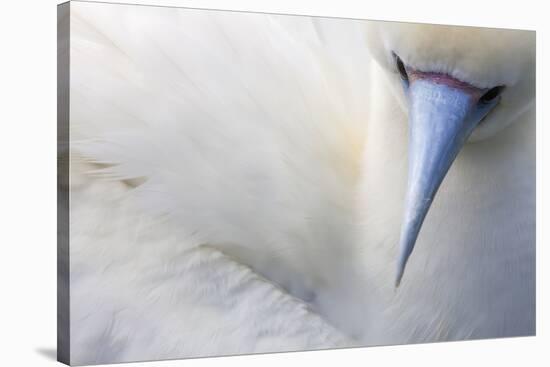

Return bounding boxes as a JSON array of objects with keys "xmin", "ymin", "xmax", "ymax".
[{"xmin": 63, "ymin": 2, "xmax": 535, "ymax": 364}]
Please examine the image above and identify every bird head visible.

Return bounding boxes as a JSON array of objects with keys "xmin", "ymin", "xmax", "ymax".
[{"xmin": 364, "ymin": 22, "xmax": 535, "ymax": 286}]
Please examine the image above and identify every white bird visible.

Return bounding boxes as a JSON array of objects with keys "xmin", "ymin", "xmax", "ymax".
[{"xmin": 61, "ymin": 2, "xmax": 535, "ymax": 365}]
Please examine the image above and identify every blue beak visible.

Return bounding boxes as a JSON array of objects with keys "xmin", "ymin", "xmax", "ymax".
[{"xmin": 395, "ymin": 77, "xmax": 490, "ymax": 287}]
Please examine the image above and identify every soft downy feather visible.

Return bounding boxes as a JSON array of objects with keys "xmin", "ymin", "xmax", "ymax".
[{"xmin": 69, "ymin": 2, "xmax": 371, "ymax": 363}]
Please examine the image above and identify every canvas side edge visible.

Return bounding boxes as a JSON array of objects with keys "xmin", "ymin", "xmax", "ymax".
[{"xmin": 57, "ymin": 2, "xmax": 71, "ymax": 365}]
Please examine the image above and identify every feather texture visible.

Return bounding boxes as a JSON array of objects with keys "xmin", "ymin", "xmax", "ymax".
[{"xmin": 66, "ymin": 1, "xmax": 535, "ymax": 364}]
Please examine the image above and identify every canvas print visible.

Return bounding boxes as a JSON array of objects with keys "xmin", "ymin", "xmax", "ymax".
[{"xmin": 57, "ymin": 1, "xmax": 536, "ymax": 365}]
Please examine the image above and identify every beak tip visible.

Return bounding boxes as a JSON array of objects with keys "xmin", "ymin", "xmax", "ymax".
[
  {"xmin": 395, "ymin": 268, "xmax": 403, "ymax": 288},
  {"xmin": 395, "ymin": 244, "xmax": 410, "ymax": 288}
]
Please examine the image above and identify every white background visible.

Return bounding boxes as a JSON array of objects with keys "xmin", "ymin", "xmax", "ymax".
[{"xmin": 0, "ymin": 0, "xmax": 547, "ymax": 366}]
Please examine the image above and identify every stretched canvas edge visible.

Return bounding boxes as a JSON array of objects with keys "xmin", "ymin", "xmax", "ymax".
[{"xmin": 57, "ymin": 2, "xmax": 71, "ymax": 365}]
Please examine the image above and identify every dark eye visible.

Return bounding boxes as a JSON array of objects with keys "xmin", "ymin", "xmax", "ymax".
[
  {"xmin": 479, "ymin": 86, "xmax": 505, "ymax": 104},
  {"xmin": 395, "ymin": 55, "xmax": 409, "ymax": 82}
]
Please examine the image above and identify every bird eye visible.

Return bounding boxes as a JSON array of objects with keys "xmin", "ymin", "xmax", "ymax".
[
  {"xmin": 395, "ymin": 55, "xmax": 409, "ymax": 83},
  {"xmin": 479, "ymin": 86, "xmax": 505, "ymax": 104}
]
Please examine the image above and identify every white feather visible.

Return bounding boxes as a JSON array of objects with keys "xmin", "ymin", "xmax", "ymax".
[{"xmin": 65, "ymin": 1, "xmax": 535, "ymax": 363}]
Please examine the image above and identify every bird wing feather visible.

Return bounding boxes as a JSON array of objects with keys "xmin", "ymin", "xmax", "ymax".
[
  {"xmin": 70, "ymin": 3, "xmax": 372, "ymax": 303},
  {"xmin": 68, "ymin": 168, "xmax": 353, "ymax": 364},
  {"xmin": 67, "ymin": 3, "xmax": 372, "ymax": 361}
]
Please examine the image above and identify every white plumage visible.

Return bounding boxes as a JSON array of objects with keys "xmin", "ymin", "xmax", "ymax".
[{"xmin": 63, "ymin": 2, "xmax": 535, "ymax": 364}]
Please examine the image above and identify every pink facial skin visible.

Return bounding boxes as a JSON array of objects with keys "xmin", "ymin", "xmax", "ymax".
[{"xmin": 407, "ymin": 68, "xmax": 486, "ymax": 102}]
